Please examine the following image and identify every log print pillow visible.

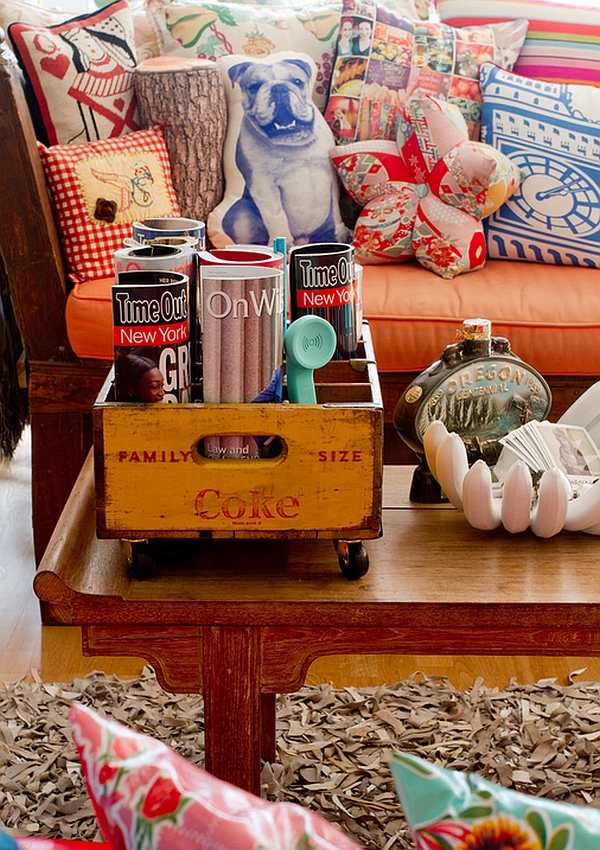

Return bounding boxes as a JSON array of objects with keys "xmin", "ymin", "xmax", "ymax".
[
  {"xmin": 69, "ymin": 701, "xmax": 361, "ymax": 850},
  {"xmin": 9, "ymin": 0, "xmax": 139, "ymax": 146},
  {"xmin": 324, "ymin": 0, "xmax": 528, "ymax": 144}
]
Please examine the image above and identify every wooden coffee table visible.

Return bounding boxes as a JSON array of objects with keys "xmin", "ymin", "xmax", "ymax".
[{"xmin": 35, "ymin": 454, "xmax": 600, "ymax": 795}]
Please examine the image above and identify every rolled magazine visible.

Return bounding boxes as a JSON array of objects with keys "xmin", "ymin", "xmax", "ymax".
[
  {"xmin": 200, "ymin": 265, "xmax": 285, "ymax": 458},
  {"xmin": 112, "ymin": 270, "xmax": 190, "ymax": 403}
]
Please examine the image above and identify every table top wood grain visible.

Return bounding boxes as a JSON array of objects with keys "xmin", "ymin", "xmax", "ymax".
[
  {"xmin": 33, "ymin": 454, "xmax": 600, "ymax": 794},
  {"xmin": 36, "ymin": 454, "xmax": 600, "ymax": 617}
]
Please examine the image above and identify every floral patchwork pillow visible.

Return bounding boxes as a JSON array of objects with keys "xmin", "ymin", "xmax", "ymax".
[
  {"xmin": 390, "ymin": 750, "xmax": 600, "ymax": 850},
  {"xmin": 324, "ymin": 0, "xmax": 528, "ymax": 143},
  {"xmin": 331, "ymin": 91, "xmax": 521, "ymax": 278},
  {"xmin": 69, "ymin": 701, "xmax": 360, "ymax": 850}
]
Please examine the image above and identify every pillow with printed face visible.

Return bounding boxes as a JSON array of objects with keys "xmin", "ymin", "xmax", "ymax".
[
  {"xmin": 331, "ymin": 91, "xmax": 521, "ymax": 278},
  {"xmin": 8, "ymin": 0, "xmax": 140, "ymax": 146},
  {"xmin": 390, "ymin": 750, "xmax": 600, "ymax": 850},
  {"xmin": 38, "ymin": 126, "xmax": 180, "ymax": 282},
  {"xmin": 480, "ymin": 63, "xmax": 600, "ymax": 268},
  {"xmin": 207, "ymin": 52, "xmax": 351, "ymax": 250},
  {"xmin": 69, "ymin": 701, "xmax": 361, "ymax": 850},
  {"xmin": 437, "ymin": 0, "xmax": 600, "ymax": 88},
  {"xmin": 324, "ymin": 0, "xmax": 528, "ymax": 144},
  {"xmin": 1, "ymin": 0, "xmax": 159, "ymax": 64}
]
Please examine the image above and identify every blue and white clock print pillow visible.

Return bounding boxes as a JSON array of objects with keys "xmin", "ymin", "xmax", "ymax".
[{"xmin": 479, "ymin": 63, "xmax": 600, "ymax": 269}]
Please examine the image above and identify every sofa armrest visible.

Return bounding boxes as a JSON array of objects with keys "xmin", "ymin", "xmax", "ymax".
[{"xmin": 0, "ymin": 30, "xmax": 76, "ymax": 365}]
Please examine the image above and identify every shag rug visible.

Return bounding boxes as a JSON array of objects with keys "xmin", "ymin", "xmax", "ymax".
[{"xmin": 2, "ymin": 667, "xmax": 600, "ymax": 849}]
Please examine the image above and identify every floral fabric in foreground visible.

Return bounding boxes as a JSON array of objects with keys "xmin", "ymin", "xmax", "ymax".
[
  {"xmin": 390, "ymin": 750, "xmax": 600, "ymax": 850},
  {"xmin": 69, "ymin": 702, "xmax": 361, "ymax": 850}
]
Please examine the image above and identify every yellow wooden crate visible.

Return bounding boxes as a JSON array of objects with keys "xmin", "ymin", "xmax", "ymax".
[{"xmin": 93, "ymin": 323, "xmax": 383, "ymax": 540}]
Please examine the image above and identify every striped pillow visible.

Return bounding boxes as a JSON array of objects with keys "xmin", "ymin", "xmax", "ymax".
[{"xmin": 437, "ymin": 0, "xmax": 600, "ymax": 86}]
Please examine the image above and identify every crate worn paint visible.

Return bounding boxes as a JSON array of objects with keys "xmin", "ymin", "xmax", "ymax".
[{"xmin": 93, "ymin": 323, "xmax": 383, "ymax": 539}]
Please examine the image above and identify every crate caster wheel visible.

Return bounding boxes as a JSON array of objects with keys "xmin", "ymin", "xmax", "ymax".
[
  {"xmin": 127, "ymin": 541, "xmax": 155, "ymax": 580},
  {"xmin": 334, "ymin": 540, "xmax": 369, "ymax": 579}
]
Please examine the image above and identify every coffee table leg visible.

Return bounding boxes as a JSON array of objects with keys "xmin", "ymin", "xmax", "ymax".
[{"xmin": 202, "ymin": 625, "xmax": 263, "ymax": 794}]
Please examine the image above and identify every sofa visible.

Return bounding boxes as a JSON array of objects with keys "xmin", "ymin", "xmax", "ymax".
[{"xmin": 0, "ymin": 0, "xmax": 599, "ymax": 565}]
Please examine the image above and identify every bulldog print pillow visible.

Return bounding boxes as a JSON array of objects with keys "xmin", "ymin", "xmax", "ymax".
[{"xmin": 207, "ymin": 51, "xmax": 351, "ymax": 251}]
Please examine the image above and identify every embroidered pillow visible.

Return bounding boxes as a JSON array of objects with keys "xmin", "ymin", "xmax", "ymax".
[
  {"xmin": 207, "ymin": 52, "xmax": 350, "ymax": 250},
  {"xmin": 480, "ymin": 63, "xmax": 600, "ymax": 268},
  {"xmin": 69, "ymin": 701, "xmax": 361, "ymax": 850},
  {"xmin": 390, "ymin": 750, "xmax": 600, "ymax": 850},
  {"xmin": 9, "ymin": 0, "xmax": 140, "ymax": 146},
  {"xmin": 38, "ymin": 126, "xmax": 180, "ymax": 282},
  {"xmin": 331, "ymin": 91, "xmax": 521, "ymax": 278},
  {"xmin": 324, "ymin": 0, "xmax": 528, "ymax": 143},
  {"xmin": 437, "ymin": 0, "xmax": 600, "ymax": 88},
  {"xmin": 1, "ymin": 0, "xmax": 159, "ymax": 64}
]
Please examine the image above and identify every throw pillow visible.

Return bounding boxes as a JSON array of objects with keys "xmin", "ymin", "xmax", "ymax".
[
  {"xmin": 144, "ymin": 0, "xmax": 343, "ymax": 111},
  {"xmin": 331, "ymin": 91, "xmax": 521, "ymax": 278},
  {"xmin": 69, "ymin": 701, "xmax": 361, "ymax": 850},
  {"xmin": 437, "ymin": 0, "xmax": 600, "ymax": 88},
  {"xmin": 144, "ymin": 0, "xmax": 432, "ymax": 113},
  {"xmin": 38, "ymin": 126, "xmax": 180, "ymax": 282},
  {"xmin": 8, "ymin": 0, "xmax": 140, "ymax": 146},
  {"xmin": 390, "ymin": 750, "xmax": 600, "ymax": 849},
  {"xmin": 479, "ymin": 63, "xmax": 600, "ymax": 268},
  {"xmin": 207, "ymin": 52, "xmax": 350, "ymax": 250},
  {"xmin": 324, "ymin": 0, "xmax": 528, "ymax": 144},
  {"xmin": 0, "ymin": 0, "xmax": 159, "ymax": 63}
]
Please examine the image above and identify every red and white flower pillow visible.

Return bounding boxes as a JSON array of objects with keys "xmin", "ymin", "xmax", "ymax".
[{"xmin": 68, "ymin": 702, "xmax": 360, "ymax": 850}]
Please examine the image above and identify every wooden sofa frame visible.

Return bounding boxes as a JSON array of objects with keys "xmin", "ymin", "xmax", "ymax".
[
  {"xmin": 1, "ymin": 32, "xmax": 597, "ymax": 565},
  {"xmin": 0, "ymin": 36, "xmax": 110, "ymax": 564}
]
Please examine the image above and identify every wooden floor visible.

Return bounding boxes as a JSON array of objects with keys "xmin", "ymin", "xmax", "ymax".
[{"xmin": 4, "ymin": 426, "xmax": 600, "ymax": 690}]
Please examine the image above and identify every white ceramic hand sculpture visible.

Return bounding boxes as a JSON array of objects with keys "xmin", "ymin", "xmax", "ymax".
[{"xmin": 423, "ymin": 419, "xmax": 600, "ymax": 538}]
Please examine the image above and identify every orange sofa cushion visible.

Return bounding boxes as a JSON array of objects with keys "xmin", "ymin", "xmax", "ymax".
[
  {"xmin": 362, "ymin": 260, "xmax": 600, "ymax": 376},
  {"xmin": 66, "ymin": 277, "xmax": 114, "ymax": 360},
  {"xmin": 66, "ymin": 260, "xmax": 600, "ymax": 376}
]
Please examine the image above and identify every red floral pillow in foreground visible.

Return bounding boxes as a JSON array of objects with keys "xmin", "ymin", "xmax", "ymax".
[{"xmin": 69, "ymin": 702, "xmax": 360, "ymax": 850}]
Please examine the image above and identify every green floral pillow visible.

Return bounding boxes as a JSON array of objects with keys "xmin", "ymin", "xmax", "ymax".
[{"xmin": 390, "ymin": 750, "xmax": 600, "ymax": 850}]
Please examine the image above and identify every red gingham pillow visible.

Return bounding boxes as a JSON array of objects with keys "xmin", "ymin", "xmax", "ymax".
[{"xmin": 38, "ymin": 126, "xmax": 180, "ymax": 282}]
